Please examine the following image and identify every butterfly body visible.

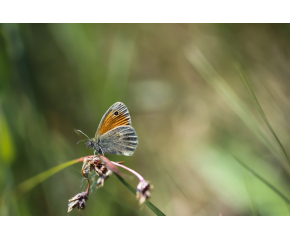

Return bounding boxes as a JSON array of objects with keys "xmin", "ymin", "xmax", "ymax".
[{"xmin": 81, "ymin": 102, "xmax": 138, "ymax": 156}]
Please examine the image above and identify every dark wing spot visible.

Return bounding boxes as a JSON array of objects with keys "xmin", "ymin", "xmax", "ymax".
[{"xmin": 114, "ymin": 111, "xmax": 119, "ymax": 116}]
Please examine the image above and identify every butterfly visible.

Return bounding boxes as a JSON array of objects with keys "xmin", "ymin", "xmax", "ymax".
[{"xmin": 77, "ymin": 102, "xmax": 138, "ymax": 156}]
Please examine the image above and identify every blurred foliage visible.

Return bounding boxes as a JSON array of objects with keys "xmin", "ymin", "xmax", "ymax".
[{"xmin": 0, "ymin": 23, "xmax": 290, "ymax": 215}]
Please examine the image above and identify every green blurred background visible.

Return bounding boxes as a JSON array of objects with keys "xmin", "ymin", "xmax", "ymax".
[{"xmin": 1, "ymin": 23, "xmax": 290, "ymax": 216}]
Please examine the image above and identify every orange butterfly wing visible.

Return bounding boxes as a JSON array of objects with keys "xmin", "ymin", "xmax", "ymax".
[{"xmin": 95, "ymin": 102, "xmax": 132, "ymax": 138}]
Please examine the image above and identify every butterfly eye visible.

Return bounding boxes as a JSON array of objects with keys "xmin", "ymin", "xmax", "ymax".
[
  {"xmin": 85, "ymin": 141, "xmax": 93, "ymax": 149},
  {"xmin": 114, "ymin": 111, "xmax": 119, "ymax": 116}
]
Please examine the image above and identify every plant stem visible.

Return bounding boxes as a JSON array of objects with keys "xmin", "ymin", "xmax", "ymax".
[
  {"xmin": 17, "ymin": 159, "xmax": 80, "ymax": 194},
  {"xmin": 112, "ymin": 161, "xmax": 144, "ymax": 182}
]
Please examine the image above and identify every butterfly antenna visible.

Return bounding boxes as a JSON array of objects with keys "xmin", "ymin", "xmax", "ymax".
[
  {"xmin": 76, "ymin": 129, "xmax": 91, "ymax": 140},
  {"xmin": 76, "ymin": 139, "xmax": 87, "ymax": 145}
]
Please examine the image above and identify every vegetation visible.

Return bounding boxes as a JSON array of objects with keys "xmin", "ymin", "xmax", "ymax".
[{"xmin": 1, "ymin": 24, "xmax": 290, "ymax": 215}]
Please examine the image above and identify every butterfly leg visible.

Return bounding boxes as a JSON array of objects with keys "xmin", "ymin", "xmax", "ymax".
[{"xmin": 99, "ymin": 146, "xmax": 104, "ymax": 155}]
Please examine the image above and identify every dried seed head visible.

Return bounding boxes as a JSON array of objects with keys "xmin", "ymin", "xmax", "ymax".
[
  {"xmin": 136, "ymin": 180, "xmax": 153, "ymax": 205},
  {"xmin": 96, "ymin": 170, "xmax": 112, "ymax": 188},
  {"xmin": 68, "ymin": 192, "xmax": 88, "ymax": 212}
]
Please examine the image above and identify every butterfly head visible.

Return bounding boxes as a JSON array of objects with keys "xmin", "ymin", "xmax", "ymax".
[
  {"xmin": 77, "ymin": 129, "xmax": 104, "ymax": 155},
  {"xmin": 85, "ymin": 139, "xmax": 104, "ymax": 155},
  {"xmin": 85, "ymin": 140, "xmax": 95, "ymax": 149}
]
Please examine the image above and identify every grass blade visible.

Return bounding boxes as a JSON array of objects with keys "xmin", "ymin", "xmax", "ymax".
[
  {"xmin": 238, "ymin": 66, "xmax": 290, "ymax": 165},
  {"xmin": 17, "ymin": 159, "xmax": 79, "ymax": 194},
  {"xmin": 186, "ymin": 48, "xmax": 284, "ymax": 162},
  {"xmin": 233, "ymin": 156, "xmax": 290, "ymax": 205}
]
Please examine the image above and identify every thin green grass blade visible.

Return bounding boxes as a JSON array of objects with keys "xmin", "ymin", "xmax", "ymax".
[
  {"xmin": 17, "ymin": 159, "xmax": 79, "ymax": 194},
  {"xmin": 233, "ymin": 156, "xmax": 290, "ymax": 205},
  {"xmin": 238, "ymin": 66, "xmax": 290, "ymax": 165},
  {"xmin": 185, "ymin": 47, "xmax": 285, "ymax": 163},
  {"xmin": 114, "ymin": 173, "xmax": 166, "ymax": 216}
]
